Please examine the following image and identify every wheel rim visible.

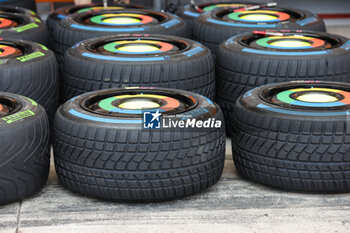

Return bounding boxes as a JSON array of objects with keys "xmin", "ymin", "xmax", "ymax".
[
  {"xmin": 261, "ymin": 84, "xmax": 350, "ymax": 110},
  {"xmin": 200, "ymin": 3, "xmax": 248, "ymax": 12},
  {"xmin": 81, "ymin": 89, "xmax": 197, "ymax": 117},
  {"xmin": 0, "ymin": 16, "xmax": 18, "ymax": 28},
  {"xmin": 87, "ymin": 37, "xmax": 187, "ymax": 55},
  {"xmin": 216, "ymin": 8, "xmax": 301, "ymax": 24},
  {"xmin": 0, "ymin": 96, "xmax": 21, "ymax": 117},
  {"xmin": 77, "ymin": 10, "xmax": 165, "ymax": 27},
  {"xmin": 0, "ymin": 41, "xmax": 29, "ymax": 58},
  {"xmin": 241, "ymin": 32, "xmax": 342, "ymax": 51}
]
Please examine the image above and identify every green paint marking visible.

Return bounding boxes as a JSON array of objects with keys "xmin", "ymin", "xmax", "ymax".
[
  {"xmin": 34, "ymin": 17, "xmax": 41, "ymax": 23},
  {"xmin": 16, "ymin": 51, "xmax": 45, "ymax": 62},
  {"xmin": 256, "ymin": 37, "xmax": 272, "ymax": 47},
  {"xmin": 103, "ymin": 42, "xmax": 119, "ymax": 53},
  {"xmin": 14, "ymin": 23, "xmax": 38, "ymax": 32},
  {"xmin": 29, "ymin": 10, "xmax": 36, "ymax": 16},
  {"xmin": 276, "ymin": 90, "xmax": 295, "ymax": 104},
  {"xmin": 228, "ymin": 12, "xmax": 242, "ymax": 21},
  {"xmin": 90, "ymin": 15, "xmax": 104, "ymax": 24},
  {"xmin": 26, "ymin": 97, "xmax": 38, "ymax": 106},
  {"xmin": 98, "ymin": 97, "xmax": 118, "ymax": 111},
  {"xmin": 38, "ymin": 43, "xmax": 48, "ymax": 51},
  {"xmin": 2, "ymin": 110, "xmax": 35, "ymax": 124},
  {"xmin": 0, "ymin": 61, "xmax": 3, "ymax": 65}
]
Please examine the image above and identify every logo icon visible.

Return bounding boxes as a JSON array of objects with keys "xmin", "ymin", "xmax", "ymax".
[{"xmin": 143, "ymin": 110, "xmax": 161, "ymax": 129}]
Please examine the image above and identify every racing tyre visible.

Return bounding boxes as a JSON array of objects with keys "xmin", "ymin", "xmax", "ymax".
[
  {"xmin": 0, "ymin": 12, "xmax": 48, "ymax": 46},
  {"xmin": 0, "ymin": 92, "xmax": 50, "ymax": 204},
  {"xmin": 0, "ymin": 39, "xmax": 59, "ymax": 125},
  {"xmin": 177, "ymin": 1, "xmax": 257, "ymax": 31},
  {"xmin": 52, "ymin": 9, "xmax": 189, "ymax": 63},
  {"xmin": 216, "ymin": 31, "xmax": 350, "ymax": 133},
  {"xmin": 0, "ymin": 0, "xmax": 36, "ymax": 12},
  {"xmin": 193, "ymin": 7, "xmax": 325, "ymax": 55},
  {"xmin": 0, "ymin": 6, "xmax": 36, "ymax": 16},
  {"xmin": 47, "ymin": 3, "xmax": 144, "ymax": 34},
  {"xmin": 61, "ymin": 34, "xmax": 214, "ymax": 102},
  {"xmin": 54, "ymin": 87, "xmax": 225, "ymax": 201},
  {"xmin": 232, "ymin": 81, "xmax": 350, "ymax": 192}
]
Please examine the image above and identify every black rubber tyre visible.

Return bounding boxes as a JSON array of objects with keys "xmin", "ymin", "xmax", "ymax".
[
  {"xmin": 216, "ymin": 31, "xmax": 350, "ymax": 134},
  {"xmin": 0, "ymin": 12, "xmax": 48, "ymax": 46},
  {"xmin": 0, "ymin": 39, "xmax": 59, "ymax": 125},
  {"xmin": 193, "ymin": 7, "xmax": 326, "ymax": 55},
  {"xmin": 0, "ymin": 92, "xmax": 50, "ymax": 204},
  {"xmin": 47, "ymin": 3, "xmax": 144, "ymax": 35},
  {"xmin": 177, "ymin": 1, "xmax": 258, "ymax": 31},
  {"xmin": 52, "ymin": 9, "xmax": 189, "ymax": 63},
  {"xmin": 0, "ymin": 6, "xmax": 36, "ymax": 16},
  {"xmin": 61, "ymin": 34, "xmax": 214, "ymax": 102},
  {"xmin": 232, "ymin": 80, "xmax": 350, "ymax": 192},
  {"xmin": 54, "ymin": 87, "xmax": 225, "ymax": 201},
  {"xmin": 0, "ymin": 0, "xmax": 36, "ymax": 12}
]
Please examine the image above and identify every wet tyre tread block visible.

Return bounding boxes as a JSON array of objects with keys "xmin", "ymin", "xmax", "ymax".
[
  {"xmin": 232, "ymin": 102, "xmax": 350, "ymax": 192},
  {"xmin": 54, "ymin": 113, "xmax": 225, "ymax": 201}
]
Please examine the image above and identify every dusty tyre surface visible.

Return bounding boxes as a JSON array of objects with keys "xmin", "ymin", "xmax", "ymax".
[
  {"xmin": 0, "ymin": 92, "xmax": 50, "ymax": 204},
  {"xmin": 52, "ymin": 9, "xmax": 189, "ymax": 63},
  {"xmin": 232, "ymin": 81, "xmax": 350, "ymax": 192},
  {"xmin": 216, "ymin": 31, "xmax": 350, "ymax": 133},
  {"xmin": 61, "ymin": 34, "xmax": 214, "ymax": 102},
  {"xmin": 0, "ymin": 12, "xmax": 48, "ymax": 46},
  {"xmin": 54, "ymin": 87, "xmax": 225, "ymax": 201},
  {"xmin": 177, "ymin": 1, "xmax": 257, "ymax": 31},
  {"xmin": 47, "ymin": 3, "xmax": 144, "ymax": 34},
  {"xmin": 0, "ymin": 0, "xmax": 36, "ymax": 12},
  {"xmin": 0, "ymin": 39, "xmax": 59, "ymax": 124},
  {"xmin": 193, "ymin": 7, "xmax": 326, "ymax": 55}
]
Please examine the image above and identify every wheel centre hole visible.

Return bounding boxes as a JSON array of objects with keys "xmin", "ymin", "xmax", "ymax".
[
  {"xmin": 102, "ymin": 17, "xmax": 140, "ymax": 24},
  {"xmin": 240, "ymin": 14, "xmax": 278, "ymax": 21},
  {"xmin": 270, "ymin": 40, "xmax": 312, "ymax": 48},
  {"xmin": 118, "ymin": 44, "xmax": 159, "ymax": 52}
]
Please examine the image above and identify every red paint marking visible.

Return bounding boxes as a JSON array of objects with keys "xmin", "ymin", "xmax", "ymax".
[{"xmin": 339, "ymin": 91, "xmax": 350, "ymax": 104}]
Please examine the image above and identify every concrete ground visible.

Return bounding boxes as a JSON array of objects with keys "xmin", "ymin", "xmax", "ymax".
[{"xmin": 0, "ymin": 24, "xmax": 350, "ymax": 233}]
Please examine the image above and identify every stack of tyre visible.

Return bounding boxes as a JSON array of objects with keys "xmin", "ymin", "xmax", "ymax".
[{"xmin": 177, "ymin": 1, "xmax": 350, "ymax": 192}]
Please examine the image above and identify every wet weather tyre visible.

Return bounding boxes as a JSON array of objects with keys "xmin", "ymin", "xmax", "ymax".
[
  {"xmin": 61, "ymin": 34, "xmax": 214, "ymax": 102},
  {"xmin": 193, "ymin": 7, "xmax": 326, "ymax": 55},
  {"xmin": 0, "ymin": 6, "xmax": 36, "ymax": 16},
  {"xmin": 216, "ymin": 31, "xmax": 350, "ymax": 134},
  {"xmin": 0, "ymin": 39, "xmax": 59, "ymax": 125},
  {"xmin": 0, "ymin": 0, "xmax": 36, "ymax": 12},
  {"xmin": 0, "ymin": 93, "xmax": 50, "ymax": 204},
  {"xmin": 53, "ymin": 87, "xmax": 225, "ymax": 201},
  {"xmin": 0, "ymin": 13, "xmax": 48, "ymax": 46},
  {"xmin": 177, "ymin": 1, "xmax": 258, "ymax": 31},
  {"xmin": 232, "ymin": 81, "xmax": 350, "ymax": 192},
  {"xmin": 46, "ymin": 3, "xmax": 144, "ymax": 34},
  {"xmin": 52, "ymin": 9, "xmax": 189, "ymax": 63}
]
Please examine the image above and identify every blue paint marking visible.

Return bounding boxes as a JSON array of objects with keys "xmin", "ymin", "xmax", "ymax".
[
  {"xmin": 341, "ymin": 41, "xmax": 350, "ymax": 50},
  {"xmin": 242, "ymin": 48, "xmax": 329, "ymax": 56},
  {"xmin": 207, "ymin": 18, "xmax": 277, "ymax": 28},
  {"xmin": 183, "ymin": 11, "xmax": 200, "ymax": 17},
  {"xmin": 204, "ymin": 97, "xmax": 213, "ymax": 105},
  {"xmin": 183, "ymin": 47, "xmax": 204, "ymax": 57},
  {"xmin": 297, "ymin": 17, "xmax": 318, "ymax": 26},
  {"xmin": 243, "ymin": 87, "xmax": 258, "ymax": 98},
  {"xmin": 82, "ymin": 52, "xmax": 165, "ymax": 61},
  {"xmin": 225, "ymin": 34, "xmax": 241, "ymax": 45},
  {"xmin": 68, "ymin": 109, "xmax": 142, "ymax": 124},
  {"xmin": 257, "ymin": 104, "xmax": 349, "ymax": 116},
  {"xmin": 56, "ymin": 14, "xmax": 66, "ymax": 19},
  {"xmin": 70, "ymin": 24, "xmax": 146, "ymax": 32},
  {"xmin": 290, "ymin": 101, "xmax": 345, "ymax": 108},
  {"xmin": 161, "ymin": 19, "xmax": 181, "ymax": 29}
]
